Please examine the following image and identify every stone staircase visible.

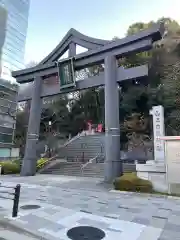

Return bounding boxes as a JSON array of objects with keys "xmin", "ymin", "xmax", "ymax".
[
  {"xmin": 41, "ymin": 160, "xmax": 136, "ymax": 178},
  {"xmin": 82, "ymin": 162, "xmax": 136, "ymax": 178},
  {"xmin": 82, "ymin": 162, "xmax": 104, "ymax": 178},
  {"xmin": 39, "ymin": 132, "xmax": 138, "ymax": 177},
  {"xmin": 42, "ymin": 161, "xmax": 82, "ymax": 176},
  {"xmin": 57, "ymin": 134, "xmax": 104, "ymax": 162}
]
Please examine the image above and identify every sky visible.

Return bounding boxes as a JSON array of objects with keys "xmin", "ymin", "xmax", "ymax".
[{"xmin": 24, "ymin": 0, "xmax": 180, "ymax": 64}]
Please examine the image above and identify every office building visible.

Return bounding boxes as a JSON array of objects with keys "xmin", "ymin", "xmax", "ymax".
[{"xmin": 0, "ymin": 1, "xmax": 30, "ymax": 154}]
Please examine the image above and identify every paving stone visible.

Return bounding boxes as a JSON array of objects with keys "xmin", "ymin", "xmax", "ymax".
[
  {"xmin": 44, "ymin": 208, "xmax": 58, "ymax": 215},
  {"xmin": 149, "ymin": 217, "xmax": 167, "ymax": 229},
  {"xmin": 172, "ymin": 210, "xmax": 180, "ymax": 216},
  {"xmin": 51, "ymin": 200, "xmax": 63, "ymax": 207},
  {"xmin": 164, "ymin": 222, "xmax": 180, "ymax": 232},
  {"xmin": 152, "ymin": 215, "xmax": 168, "ymax": 220},
  {"xmin": 0, "ymin": 229, "xmax": 39, "ymax": 240},
  {"xmin": 106, "ymin": 227, "xmax": 122, "ymax": 233},
  {"xmin": 168, "ymin": 214, "xmax": 180, "ymax": 225},
  {"xmin": 159, "ymin": 230, "xmax": 180, "ymax": 240},
  {"xmin": 159, "ymin": 207, "xmax": 172, "ymax": 211},
  {"xmin": 131, "ymin": 217, "xmax": 150, "ymax": 225},
  {"xmin": 47, "ymin": 209, "xmax": 76, "ymax": 221},
  {"xmin": 76, "ymin": 203, "xmax": 89, "ymax": 209},
  {"xmin": 118, "ymin": 205, "xmax": 129, "ymax": 210},
  {"xmin": 152, "ymin": 209, "xmax": 171, "ymax": 219},
  {"xmin": 89, "ymin": 195, "xmax": 98, "ymax": 199},
  {"xmin": 118, "ymin": 211, "xmax": 135, "ymax": 221},
  {"xmin": 78, "ymin": 217, "xmax": 110, "ymax": 229},
  {"xmin": 104, "ymin": 213, "xmax": 119, "ymax": 219},
  {"xmin": 137, "ymin": 226, "xmax": 162, "ymax": 240},
  {"xmin": 33, "ymin": 210, "xmax": 51, "ymax": 218},
  {"xmin": 80, "ymin": 197, "xmax": 92, "ymax": 201},
  {"xmin": 37, "ymin": 230, "xmax": 63, "ymax": 240},
  {"xmin": 41, "ymin": 222, "xmax": 64, "ymax": 232},
  {"xmin": 97, "ymin": 201, "xmax": 108, "ymax": 205},
  {"xmin": 127, "ymin": 208, "xmax": 142, "ymax": 214},
  {"xmin": 139, "ymin": 207, "xmax": 157, "ymax": 219},
  {"xmin": 80, "ymin": 209, "xmax": 92, "ymax": 214},
  {"xmin": 36, "ymin": 198, "xmax": 46, "ymax": 202},
  {"xmin": 19, "ymin": 214, "xmax": 63, "ymax": 231}
]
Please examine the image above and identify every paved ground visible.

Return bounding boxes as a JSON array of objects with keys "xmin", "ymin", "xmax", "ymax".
[
  {"xmin": 0, "ymin": 223, "xmax": 38, "ymax": 240},
  {"xmin": 0, "ymin": 175, "xmax": 180, "ymax": 239}
]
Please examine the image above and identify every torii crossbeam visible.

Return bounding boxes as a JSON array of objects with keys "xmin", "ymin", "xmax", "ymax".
[{"xmin": 12, "ymin": 24, "xmax": 164, "ymax": 180}]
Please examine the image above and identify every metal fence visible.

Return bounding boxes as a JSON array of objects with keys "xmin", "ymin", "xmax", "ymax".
[{"xmin": 0, "ymin": 183, "xmax": 21, "ymax": 217}]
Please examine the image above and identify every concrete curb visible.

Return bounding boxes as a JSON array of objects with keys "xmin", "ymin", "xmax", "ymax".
[
  {"xmin": 109, "ymin": 189, "xmax": 180, "ymax": 200},
  {"xmin": 0, "ymin": 218, "xmax": 47, "ymax": 240}
]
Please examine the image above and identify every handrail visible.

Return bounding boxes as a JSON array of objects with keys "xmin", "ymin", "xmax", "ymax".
[
  {"xmin": 37, "ymin": 132, "xmax": 103, "ymax": 170},
  {"xmin": 81, "ymin": 153, "xmax": 100, "ymax": 171},
  {"xmin": 64, "ymin": 131, "xmax": 86, "ymax": 146},
  {"xmin": 37, "ymin": 132, "xmax": 87, "ymax": 169}
]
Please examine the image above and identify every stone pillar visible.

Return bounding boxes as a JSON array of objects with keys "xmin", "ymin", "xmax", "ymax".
[
  {"xmin": 136, "ymin": 105, "xmax": 166, "ymax": 193},
  {"xmin": 69, "ymin": 42, "xmax": 76, "ymax": 57},
  {"xmin": 21, "ymin": 76, "xmax": 43, "ymax": 176},
  {"xmin": 149, "ymin": 105, "xmax": 165, "ymax": 163},
  {"xmin": 104, "ymin": 55, "xmax": 121, "ymax": 182}
]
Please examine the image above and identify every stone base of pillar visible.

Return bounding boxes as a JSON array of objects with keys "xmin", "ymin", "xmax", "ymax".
[
  {"xmin": 136, "ymin": 161, "xmax": 168, "ymax": 193},
  {"xmin": 104, "ymin": 160, "xmax": 122, "ymax": 183},
  {"xmin": 20, "ymin": 158, "xmax": 37, "ymax": 176}
]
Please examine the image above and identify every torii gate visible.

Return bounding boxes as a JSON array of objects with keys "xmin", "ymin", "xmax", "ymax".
[{"xmin": 12, "ymin": 25, "xmax": 164, "ymax": 180}]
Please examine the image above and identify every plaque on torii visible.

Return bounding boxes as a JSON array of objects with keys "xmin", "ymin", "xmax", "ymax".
[
  {"xmin": 12, "ymin": 25, "xmax": 164, "ymax": 179},
  {"xmin": 57, "ymin": 58, "xmax": 76, "ymax": 90}
]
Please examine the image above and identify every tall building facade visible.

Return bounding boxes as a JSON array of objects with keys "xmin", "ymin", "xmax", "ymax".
[
  {"xmin": 0, "ymin": 0, "xmax": 30, "ymax": 153},
  {"xmin": 0, "ymin": 0, "xmax": 30, "ymax": 77}
]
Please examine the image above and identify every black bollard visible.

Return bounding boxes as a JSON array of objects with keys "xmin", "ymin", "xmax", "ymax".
[{"xmin": 12, "ymin": 184, "xmax": 21, "ymax": 217}]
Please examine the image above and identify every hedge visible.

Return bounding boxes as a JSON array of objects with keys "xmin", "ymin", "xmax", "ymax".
[
  {"xmin": 0, "ymin": 161, "xmax": 20, "ymax": 175},
  {"xmin": 0, "ymin": 158, "xmax": 49, "ymax": 175},
  {"xmin": 113, "ymin": 173, "xmax": 153, "ymax": 193},
  {"xmin": 36, "ymin": 158, "xmax": 49, "ymax": 170}
]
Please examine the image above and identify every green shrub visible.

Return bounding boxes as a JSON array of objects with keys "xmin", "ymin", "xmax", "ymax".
[
  {"xmin": 12, "ymin": 159, "xmax": 21, "ymax": 165},
  {"xmin": 36, "ymin": 158, "xmax": 49, "ymax": 170},
  {"xmin": 0, "ymin": 158, "xmax": 49, "ymax": 175},
  {"xmin": 113, "ymin": 173, "xmax": 153, "ymax": 193},
  {"xmin": 0, "ymin": 161, "xmax": 20, "ymax": 175}
]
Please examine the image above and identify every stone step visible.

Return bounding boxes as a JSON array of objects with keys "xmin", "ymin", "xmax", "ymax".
[{"xmin": 41, "ymin": 161, "xmax": 136, "ymax": 177}]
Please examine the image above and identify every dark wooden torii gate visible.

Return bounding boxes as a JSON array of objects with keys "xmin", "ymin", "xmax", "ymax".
[{"xmin": 12, "ymin": 25, "xmax": 164, "ymax": 180}]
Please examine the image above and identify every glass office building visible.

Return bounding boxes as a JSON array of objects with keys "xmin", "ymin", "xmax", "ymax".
[
  {"xmin": 0, "ymin": 0, "xmax": 30, "ymax": 75},
  {"xmin": 0, "ymin": 0, "xmax": 30, "ymax": 149}
]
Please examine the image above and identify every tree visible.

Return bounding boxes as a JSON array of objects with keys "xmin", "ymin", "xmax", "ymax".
[
  {"xmin": 14, "ymin": 109, "xmax": 28, "ymax": 157},
  {"xmin": 123, "ymin": 113, "xmax": 152, "ymax": 154}
]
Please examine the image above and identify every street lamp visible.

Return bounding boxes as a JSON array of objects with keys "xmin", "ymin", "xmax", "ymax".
[{"xmin": 48, "ymin": 121, "xmax": 52, "ymax": 158}]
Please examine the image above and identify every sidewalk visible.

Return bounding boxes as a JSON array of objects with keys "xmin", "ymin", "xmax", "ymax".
[
  {"xmin": 0, "ymin": 175, "xmax": 180, "ymax": 239},
  {"xmin": 0, "ymin": 218, "xmax": 40, "ymax": 240}
]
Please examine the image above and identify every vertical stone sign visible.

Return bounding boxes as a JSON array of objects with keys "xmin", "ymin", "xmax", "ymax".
[{"xmin": 150, "ymin": 105, "xmax": 165, "ymax": 163}]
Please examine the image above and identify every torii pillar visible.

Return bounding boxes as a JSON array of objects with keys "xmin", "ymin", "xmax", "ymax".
[
  {"xmin": 104, "ymin": 55, "xmax": 121, "ymax": 182},
  {"xmin": 20, "ymin": 77, "xmax": 43, "ymax": 176}
]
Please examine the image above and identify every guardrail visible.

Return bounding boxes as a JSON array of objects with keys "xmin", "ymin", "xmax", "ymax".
[{"xmin": 0, "ymin": 184, "xmax": 21, "ymax": 217}]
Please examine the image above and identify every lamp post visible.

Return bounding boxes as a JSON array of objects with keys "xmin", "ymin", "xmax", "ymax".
[
  {"xmin": 48, "ymin": 121, "xmax": 52, "ymax": 127},
  {"xmin": 48, "ymin": 121, "xmax": 52, "ymax": 158}
]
